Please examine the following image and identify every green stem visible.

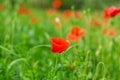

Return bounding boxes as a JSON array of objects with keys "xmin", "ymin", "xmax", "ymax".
[
  {"xmin": 93, "ymin": 62, "xmax": 106, "ymax": 80},
  {"xmin": 52, "ymin": 55, "xmax": 58, "ymax": 80}
]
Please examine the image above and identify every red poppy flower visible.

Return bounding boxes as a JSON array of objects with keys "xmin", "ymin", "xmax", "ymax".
[
  {"xmin": 47, "ymin": 8, "xmax": 56, "ymax": 15},
  {"xmin": 64, "ymin": 10, "xmax": 71, "ymax": 18},
  {"xmin": 67, "ymin": 26, "xmax": 80, "ymax": 42},
  {"xmin": 67, "ymin": 33, "xmax": 80, "ymax": 42},
  {"xmin": 102, "ymin": 28, "xmax": 116, "ymax": 37},
  {"xmin": 52, "ymin": 0, "xmax": 62, "ymax": 9},
  {"xmin": 102, "ymin": 28, "xmax": 108, "ymax": 35},
  {"xmin": 0, "ymin": 4, "xmax": 5, "ymax": 11},
  {"xmin": 74, "ymin": 11, "xmax": 80, "ymax": 18},
  {"xmin": 89, "ymin": 20, "xmax": 101, "ymax": 27},
  {"xmin": 18, "ymin": 5, "xmax": 30, "ymax": 15},
  {"xmin": 71, "ymin": 26, "xmax": 80, "ymax": 35},
  {"xmin": 108, "ymin": 30, "xmax": 116, "ymax": 37},
  {"xmin": 103, "ymin": 6, "xmax": 120, "ymax": 18},
  {"xmin": 80, "ymin": 29, "xmax": 86, "ymax": 36},
  {"xmin": 30, "ymin": 17, "xmax": 38, "ymax": 24},
  {"xmin": 67, "ymin": 26, "xmax": 86, "ymax": 42},
  {"xmin": 51, "ymin": 37, "xmax": 70, "ymax": 53}
]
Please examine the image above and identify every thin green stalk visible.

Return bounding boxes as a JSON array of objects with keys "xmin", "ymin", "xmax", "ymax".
[
  {"xmin": 52, "ymin": 55, "xmax": 58, "ymax": 80},
  {"xmin": 93, "ymin": 62, "xmax": 106, "ymax": 80}
]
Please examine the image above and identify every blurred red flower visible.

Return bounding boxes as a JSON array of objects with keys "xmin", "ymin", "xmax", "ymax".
[
  {"xmin": 0, "ymin": 4, "xmax": 5, "ymax": 11},
  {"xmin": 102, "ymin": 28, "xmax": 108, "ymax": 35},
  {"xmin": 64, "ymin": 10, "xmax": 71, "ymax": 18},
  {"xmin": 52, "ymin": 0, "xmax": 62, "ymax": 9},
  {"xmin": 51, "ymin": 37, "xmax": 70, "ymax": 53},
  {"xmin": 89, "ymin": 20, "xmax": 101, "ymax": 27},
  {"xmin": 67, "ymin": 26, "xmax": 86, "ymax": 42},
  {"xmin": 67, "ymin": 33, "xmax": 80, "ymax": 42},
  {"xmin": 102, "ymin": 28, "xmax": 116, "ymax": 37},
  {"xmin": 103, "ymin": 6, "xmax": 120, "ymax": 18},
  {"xmin": 74, "ymin": 11, "xmax": 80, "ymax": 18},
  {"xmin": 47, "ymin": 8, "xmax": 56, "ymax": 15},
  {"xmin": 108, "ymin": 30, "xmax": 116, "ymax": 37},
  {"xmin": 18, "ymin": 5, "xmax": 30, "ymax": 15},
  {"xmin": 30, "ymin": 17, "xmax": 38, "ymax": 24},
  {"xmin": 80, "ymin": 29, "xmax": 86, "ymax": 36}
]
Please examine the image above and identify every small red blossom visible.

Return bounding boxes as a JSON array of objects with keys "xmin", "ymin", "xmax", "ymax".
[
  {"xmin": 74, "ymin": 11, "xmax": 80, "ymax": 18},
  {"xmin": 67, "ymin": 26, "xmax": 86, "ymax": 42},
  {"xmin": 47, "ymin": 8, "xmax": 56, "ymax": 15},
  {"xmin": 108, "ymin": 30, "xmax": 116, "ymax": 37},
  {"xmin": 52, "ymin": 0, "xmax": 62, "ymax": 9},
  {"xmin": 89, "ymin": 20, "xmax": 101, "ymax": 27},
  {"xmin": 71, "ymin": 26, "xmax": 80, "ymax": 36},
  {"xmin": 64, "ymin": 10, "xmax": 71, "ymax": 18},
  {"xmin": 18, "ymin": 5, "xmax": 30, "ymax": 15},
  {"xmin": 102, "ymin": 28, "xmax": 116, "ymax": 37},
  {"xmin": 51, "ymin": 37, "xmax": 70, "ymax": 53},
  {"xmin": 80, "ymin": 29, "xmax": 86, "ymax": 36},
  {"xmin": 0, "ymin": 4, "xmax": 5, "ymax": 11},
  {"xmin": 67, "ymin": 33, "xmax": 80, "ymax": 42},
  {"xmin": 102, "ymin": 28, "xmax": 108, "ymax": 35},
  {"xmin": 30, "ymin": 17, "xmax": 38, "ymax": 24}
]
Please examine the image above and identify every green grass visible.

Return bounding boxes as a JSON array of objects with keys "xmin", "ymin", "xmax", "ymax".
[{"xmin": 0, "ymin": 7, "xmax": 120, "ymax": 80}]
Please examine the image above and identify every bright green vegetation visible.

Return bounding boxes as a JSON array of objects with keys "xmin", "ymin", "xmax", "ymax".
[{"xmin": 0, "ymin": 8, "xmax": 120, "ymax": 80}]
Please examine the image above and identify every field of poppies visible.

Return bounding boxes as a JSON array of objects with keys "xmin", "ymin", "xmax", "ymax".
[{"xmin": 0, "ymin": 1, "xmax": 120, "ymax": 80}]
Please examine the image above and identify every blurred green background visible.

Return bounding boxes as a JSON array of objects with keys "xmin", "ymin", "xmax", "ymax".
[{"xmin": 1, "ymin": 0, "xmax": 120, "ymax": 10}]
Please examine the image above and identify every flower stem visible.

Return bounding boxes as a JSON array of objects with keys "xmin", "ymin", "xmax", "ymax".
[{"xmin": 52, "ymin": 55, "xmax": 58, "ymax": 79}]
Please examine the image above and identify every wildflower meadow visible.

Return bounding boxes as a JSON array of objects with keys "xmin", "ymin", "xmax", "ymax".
[{"xmin": 0, "ymin": 0, "xmax": 120, "ymax": 80}]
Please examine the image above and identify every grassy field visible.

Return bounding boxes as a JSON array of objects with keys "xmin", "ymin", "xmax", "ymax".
[{"xmin": 0, "ymin": 5, "xmax": 120, "ymax": 80}]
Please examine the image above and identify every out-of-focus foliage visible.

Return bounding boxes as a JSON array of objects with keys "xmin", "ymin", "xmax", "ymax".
[
  {"xmin": 1, "ymin": 0, "xmax": 120, "ymax": 10},
  {"xmin": 0, "ymin": 0, "xmax": 120, "ymax": 80},
  {"xmin": 83, "ymin": 0, "xmax": 120, "ymax": 10}
]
